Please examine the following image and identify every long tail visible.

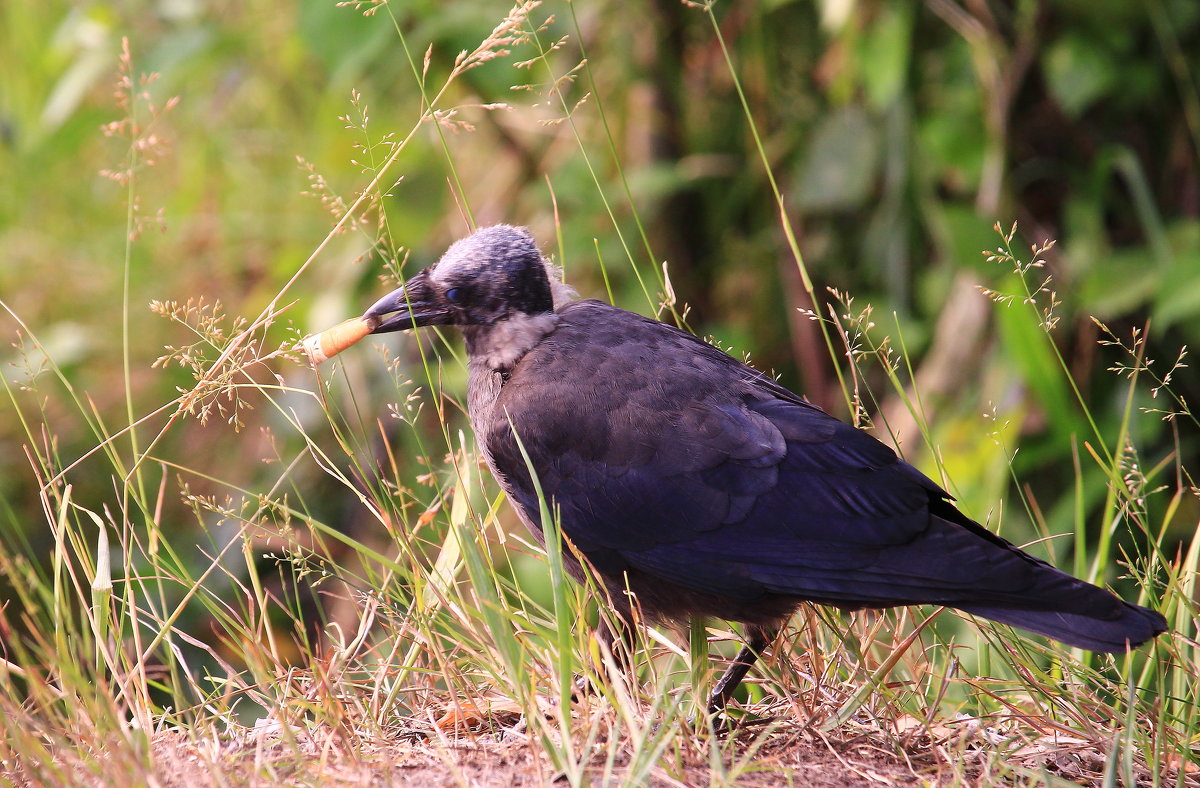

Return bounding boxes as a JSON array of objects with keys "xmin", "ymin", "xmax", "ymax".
[
  {"xmin": 957, "ymin": 598, "xmax": 1166, "ymax": 653},
  {"xmin": 929, "ymin": 503, "xmax": 1168, "ymax": 651}
]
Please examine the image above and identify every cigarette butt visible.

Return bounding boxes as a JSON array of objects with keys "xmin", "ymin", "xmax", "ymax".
[{"xmin": 301, "ymin": 316, "xmax": 379, "ymax": 365}]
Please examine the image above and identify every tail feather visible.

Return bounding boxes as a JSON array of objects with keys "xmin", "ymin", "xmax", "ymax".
[
  {"xmin": 925, "ymin": 501, "xmax": 1167, "ymax": 652},
  {"xmin": 957, "ymin": 599, "xmax": 1166, "ymax": 653}
]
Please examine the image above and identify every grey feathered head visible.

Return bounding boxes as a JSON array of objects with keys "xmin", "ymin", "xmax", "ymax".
[{"xmin": 365, "ymin": 225, "xmax": 572, "ymax": 333}]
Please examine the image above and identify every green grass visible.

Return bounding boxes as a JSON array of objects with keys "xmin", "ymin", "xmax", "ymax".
[{"xmin": 2, "ymin": 1, "xmax": 1199, "ymax": 785}]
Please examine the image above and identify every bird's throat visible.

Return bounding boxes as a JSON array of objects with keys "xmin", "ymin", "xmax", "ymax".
[{"xmin": 463, "ymin": 312, "xmax": 559, "ymax": 371}]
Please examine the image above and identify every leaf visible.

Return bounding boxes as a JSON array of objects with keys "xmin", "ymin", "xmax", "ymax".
[
  {"xmin": 993, "ymin": 281, "xmax": 1085, "ymax": 444},
  {"xmin": 435, "ymin": 695, "xmax": 523, "ymax": 732},
  {"xmin": 793, "ymin": 105, "xmax": 879, "ymax": 212},
  {"xmin": 1153, "ymin": 220, "xmax": 1200, "ymax": 327},
  {"xmin": 1043, "ymin": 35, "xmax": 1116, "ymax": 118},
  {"xmin": 859, "ymin": 4, "xmax": 914, "ymax": 111}
]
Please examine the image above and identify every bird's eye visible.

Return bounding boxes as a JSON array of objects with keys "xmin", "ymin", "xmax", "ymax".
[{"xmin": 445, "ymin": 287, "xmax": 464, "ymax": 305}]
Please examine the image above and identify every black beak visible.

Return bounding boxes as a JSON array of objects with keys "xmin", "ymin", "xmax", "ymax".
[{"xmin": 364, "ymin": 269, "xmax": 454, "ymax": 334}]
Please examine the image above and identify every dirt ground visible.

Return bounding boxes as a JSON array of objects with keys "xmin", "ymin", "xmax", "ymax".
[
  {"xmin": 10, "ymin": 703, "xmax": 1191, "ymax": 786},
  {"xmin": 146, "ymin": 728, "xmax": 945, "ymax": 787}
]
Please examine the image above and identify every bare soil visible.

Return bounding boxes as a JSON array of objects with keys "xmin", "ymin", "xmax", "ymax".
[
  {"xmin": 145, "ymin": 728, "xmax": 948, "ymax": 787},
  {"xmin": 10, "ymin": 702, "xmax": 1190, "ymax": 786}
]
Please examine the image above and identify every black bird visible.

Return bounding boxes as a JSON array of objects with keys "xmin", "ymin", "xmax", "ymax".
[{"xmin": 365, "ymin": 225, "xmax": 1166, "ymax": 714}]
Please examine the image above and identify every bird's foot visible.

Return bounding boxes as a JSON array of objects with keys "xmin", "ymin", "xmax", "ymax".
[
  {"xmin": 570, "ymin": 674, "xmax": 593, "ymax": 703},
  {"xmin": 686, "ymin": 697, "xmax": 736, "ymax": 735},
  {"xmin": 695, "ymin": 696, "xmax": 774, "ymax": 736}
]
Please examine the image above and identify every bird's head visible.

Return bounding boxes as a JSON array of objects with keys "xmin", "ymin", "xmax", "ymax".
[
  {"xmin": 365, "ymin": 225, "xmax": 556, "ymax": 334},
  {"xmin": 365, "ymin": 225, "xmax": 573, "ymax": 370}
]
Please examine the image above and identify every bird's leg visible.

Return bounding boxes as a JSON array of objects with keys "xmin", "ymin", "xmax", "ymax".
[{"xmin": 707, "ymin": 625, "xmax": 774, "ymax": 717}]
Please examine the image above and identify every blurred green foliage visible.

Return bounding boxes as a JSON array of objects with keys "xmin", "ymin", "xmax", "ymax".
[{"xmin": 1, "ymin": 0, "xmax": 1198, "ymax": 637}]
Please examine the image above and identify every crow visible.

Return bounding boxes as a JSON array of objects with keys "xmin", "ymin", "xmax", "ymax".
[{"xmin": 364, "ymin": 224, "xmax": 1166, "ymax": 715}]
